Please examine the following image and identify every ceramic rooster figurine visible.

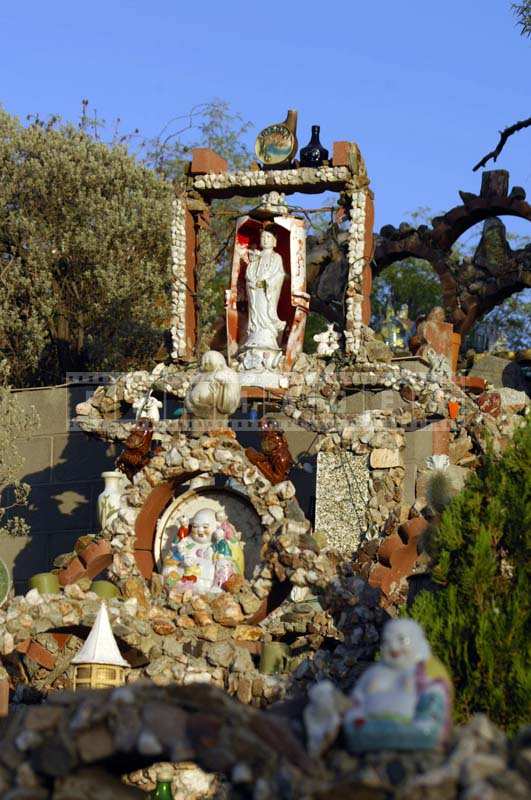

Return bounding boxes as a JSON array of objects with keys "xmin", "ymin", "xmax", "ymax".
[
  {"xmin": 116, "ymin": 417, "xmax": 153, "ymax": 482},
  {"xmin": 245, "ymin": 417, "xmax": 294, "ymax": 484}
]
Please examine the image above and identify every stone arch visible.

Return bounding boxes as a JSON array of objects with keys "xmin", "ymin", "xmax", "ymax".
[
  {"xmin": 133, "ymin": 473, "xmax": 200, "ymax": 578},
  {"xmin": 374, "ymin": 170, "xmax": 531, "ymax": 335},
  {"xmin": 104, "ymin": 431, "xmax": 310, "ymax": 604}
]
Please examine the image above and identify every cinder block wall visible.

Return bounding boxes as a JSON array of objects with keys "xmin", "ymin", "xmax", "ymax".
[{"xmin": 1, "ymin": 386, "xmax": 116, "ymax": 594}]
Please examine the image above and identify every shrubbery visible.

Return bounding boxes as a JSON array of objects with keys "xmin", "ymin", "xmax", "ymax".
[{"xmin": 412, "ymin": 418, "xmax": 531, "ymax": 732}]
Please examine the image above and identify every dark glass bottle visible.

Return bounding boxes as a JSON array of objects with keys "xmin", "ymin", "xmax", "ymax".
[
  {"xmin": 299, "ymin": 125, "xmax": 329, "ymax": 167},
  {"xmin": 149, "ymin": 777, "xmax": 174, "ymax": 799}
]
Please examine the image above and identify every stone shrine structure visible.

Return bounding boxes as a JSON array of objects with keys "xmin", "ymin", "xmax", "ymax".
[{"xmin": 0, "ymin": 133, "xmax": 529, "ymax": 799}]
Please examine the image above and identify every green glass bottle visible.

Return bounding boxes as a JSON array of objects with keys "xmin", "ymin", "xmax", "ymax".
[{"xmin": 149, "ymin": 768, "xmax": 174, "ymax": 799}]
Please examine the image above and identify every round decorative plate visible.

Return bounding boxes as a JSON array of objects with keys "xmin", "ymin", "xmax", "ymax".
[
  {"xmin": 255, "ymin": 124, "xmax": 296, "ymax": 166},
  {"xmin": 0, "ymin": 557, "xmax": 11, "ymax": 607}
]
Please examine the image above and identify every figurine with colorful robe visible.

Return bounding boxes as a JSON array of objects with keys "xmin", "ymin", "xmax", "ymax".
[
  {"xmin": 162, "ymin": 508, "xmax": 244, "ymax": 593},
  {"xmin": 343, "ymin": 618, "xmax": 453, "ymax": 752}
]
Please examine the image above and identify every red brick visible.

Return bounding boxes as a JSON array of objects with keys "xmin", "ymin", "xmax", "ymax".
[
  {"xmin": 190, "ymin": 147, "xmax": 228, "ymax": 175},
  {"xmin": 79, "ymin": 540, "xmax": 113, "ymax": 579},
  {"xmin": 134, "ymin": 550, "xmax": 155, "ymax": 580},
  {"xmin": 135, "ymin": 482, "xmax": 175, "ymax": 551},
  {"xmin": 476, "ymin": 392, "xmax": 501, "ymax": 418},
  {"xmin": 0, "ymin": 678, "xmax": 8, "ymax": 717},
  {"xmin": 377, "ymin": 533, "xmax": 403, "ymax": 566},
  {"xmin": 26, "ymin": 641, "xmax": 56, "ymax": 670},
  {"xmin": 389, "ymin": 541, "xmax": 418, "ymax": 574},
  {"xmin": 451, "ymin": 332, "xmax": 461, "ymax": 374},
  {"xmin": 399, "ymin": 517, "xmax": 429, "ymax": 544},
  {"xmin": 245, "ymin": 598, "xmax": 268, "ymax": 625},
  {"xmin": 332, "ymin": 141, "xmax": 350, "ymax": 167},
  {"xmin": 368, "ymin": 562, "xmax": 393, "ymax": 596},
  {"xmin": 58, "ymin": 557, "xmax": 87, "ymax": 587},
  {"xmin": 50, "ymin": 633, "xmax": 71, "ymax": 650},
  {"xmin": 454, "ymin": 375, "xmax": 486, "ymax": 394}
]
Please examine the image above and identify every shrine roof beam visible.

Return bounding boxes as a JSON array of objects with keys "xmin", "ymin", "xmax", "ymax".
[{"xmin": 187, "ymin": 165, "xmax": 362, "ymax": 201}]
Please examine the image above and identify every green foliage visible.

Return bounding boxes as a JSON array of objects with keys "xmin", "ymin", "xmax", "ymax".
[
  {"xmin": 0, "ymin": 384, "xmax": 39, "ymax": 537},
  {"xmin": 371, "ymin": 258, "xmax": 443, "ymax": 327},
  {"xmin": 143, "ymin": 99, "xmax": 252, "ymax": 178},
  {"xmin": 426, "ymin": 470, "xmax": 457, "ymax": 514},
  {"xmin": 467, "ymin": 290, "xmax": 531, "ymax": 351},
  {"xmin": 303, "ymin": 312, "xmax": 330, "ymax": 353},
  {"xmin": 412, "ymin": 420, "xmax": 531, "ymax": 732},
  {"xmin": 0, "ymin": 107, "xmax": 173, "ymax": 386},
  {"xmin": 513, "ymin": 1, "xmax": 531, "ymax": 36}
]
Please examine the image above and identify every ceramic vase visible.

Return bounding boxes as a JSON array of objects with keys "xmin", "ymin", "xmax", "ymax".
[
  {"xmin": 259, "ymin": 642, "xmax": 290, "ymax": 674},
  {"xmin": 97, "ymin": 470, "xmax": 124, "ymax": 531},
  {"xmin": 90, "ymin": 580, "xmax": 120, "ymax": 599},
  {"xmin": 29, "ymin": 572, "xmax": 60, "ymax": 595}
]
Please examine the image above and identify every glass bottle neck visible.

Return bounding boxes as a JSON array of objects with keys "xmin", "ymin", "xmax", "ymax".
[{"xmin": 152, "ymin": 781, "xmax": 173, "ymax": 799}]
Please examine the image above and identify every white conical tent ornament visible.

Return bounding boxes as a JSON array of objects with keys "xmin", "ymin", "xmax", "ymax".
[{"xmin": 72, "ymin": 602, "xmax": 129, "ymax": 667}]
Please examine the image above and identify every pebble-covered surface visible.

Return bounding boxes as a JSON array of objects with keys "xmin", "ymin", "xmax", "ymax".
[
  {"xmin": 0, "ymin": 680, "xmax": 529, "ymax": 799},
  {"xmin": 170, "ymin": 197, "xmax": 188, "ymax": 360},
  {"xmin": 315, "ymin": 451, "xmax": 370, "ymax": 552}
]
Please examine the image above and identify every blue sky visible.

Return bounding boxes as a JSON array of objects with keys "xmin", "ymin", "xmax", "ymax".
[{"xmin": 1, "ymin": 1, "xmax": 529, "ymax": 236}]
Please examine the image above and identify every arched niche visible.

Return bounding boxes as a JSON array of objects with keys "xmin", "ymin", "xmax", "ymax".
[
  {"xmin": 124, "ymin": 438, "xmax": 309, "ymax": 588},
  {"xmin": 153, "ymin": 479, "xmax": 263, "ymax": 580}
]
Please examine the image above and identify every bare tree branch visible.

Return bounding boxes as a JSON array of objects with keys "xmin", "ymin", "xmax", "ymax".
[
  {"xmin": 472, "ymin": 116, "xmax": 531, "ymax": 171},
  {"xmin": 512, "ymin": 1, "xmax": 531, "ymax": 37}
]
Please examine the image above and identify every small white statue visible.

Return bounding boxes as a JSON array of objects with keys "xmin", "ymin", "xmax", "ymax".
[
  {"xmin": 240, "ymin": 227, "xmax": 286, "ymax": 368},
  {"xmin": 304, "ymin": 680, "xmax": 351, "ymax": 757},
  {"xmin": 313, "ymin": 323, "xmax": 340, "ymax": 357},
  {"xmin": 343, "ymin": 618, "xmax": 453, "ymax": 752},
  {"xmin": 185, "ymin": 351, "xmax": 241, "ymax": 421},
  {"xmin": 132, "ymin": 392, "xmax": 163, "ymax": 422},
  {"xmin": 425, "ymin": 347, "xmax": 452, "ymax": 380}
]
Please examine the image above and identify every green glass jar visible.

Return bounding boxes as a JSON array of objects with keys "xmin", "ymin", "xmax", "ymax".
[{"xmin": 149, "ymin": 769, "xmax": 174, "ymax": 799}]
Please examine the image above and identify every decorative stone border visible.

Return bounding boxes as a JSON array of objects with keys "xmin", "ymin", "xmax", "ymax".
[
  {"xmin": 170, "ymin": 197, "xmax": 188, "ymax": 360},
  {"xmin": 189, "ymin": 164, "xmax": 356, "ymax": 198}
]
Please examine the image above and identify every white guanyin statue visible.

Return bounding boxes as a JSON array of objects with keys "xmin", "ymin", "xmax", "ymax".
[
  {"xmin": 162, "ymin": 508, "xmax": 243, "ymax": 594},
  {"xmin": 184, "ymin": 351, "xmax": 241, "ymax": 422},
  {"xmin": 240, "ymin": 227, "xmax": 286, "ymax": 370}
]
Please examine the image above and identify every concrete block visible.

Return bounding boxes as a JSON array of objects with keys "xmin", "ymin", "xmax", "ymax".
[
  {"xmin": 12, "ymin": 387, "xmax": 69, "ymax": 436},
  {"xmin": 336, "ymin": 389, "xmax": 404, "ymax": 416},
  {"xmin": 404, "ymin": 425, "xmax": 435, "ymax": 465},
  {"xmin": 402, "ymin": 461, "xmax": 417, "ymax": 511},
  {"xmin": 8, "ymin": 483, "xmax": 93, "ymax": 533},
  {"xmin": 0, "ymin": 534, "xmax": 48, "ymax": 589},
  {"xmin": 190, "ymin": 148, "xmax": 228, "ymax": 175},
  {"xmin": 47, "ymin": 532, "xmax": 84, "ymax": 566},
  {"xmin": 13, "ymin": 437, "xmax": 52, "ymax": 485},
  {"xmin": 51, "ymin": 433, "xmax": 115, "ymax": 482}
]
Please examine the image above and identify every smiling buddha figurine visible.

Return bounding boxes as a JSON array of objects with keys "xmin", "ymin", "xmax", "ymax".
[
  {"xmin": 163, "ymin": 508, "xmax": 242, "ymax": 594},
  {"xmin": 343, "ymin": 618, "xmax": 453, "ymax": 752}
]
